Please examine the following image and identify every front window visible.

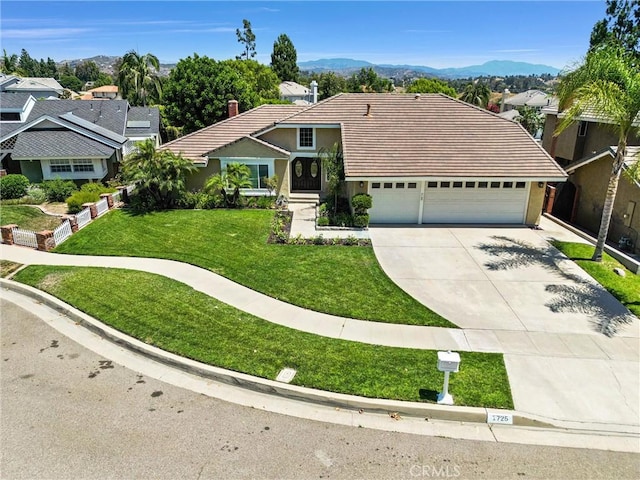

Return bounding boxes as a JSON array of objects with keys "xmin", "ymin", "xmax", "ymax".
[
  {"xmin": 73, "ymin": 159, "xmax": 94, "ymax": 172},
  {"xmin": 247, "ymin": 164, "xmax": 269, "ymax": 189},
  {"xmin": 298, "ymin": 127, "xmax": 314, "ymax": 149},
  {"xmin": 50, "ymin": 159, "xmax": 72, "ymax": 173}
]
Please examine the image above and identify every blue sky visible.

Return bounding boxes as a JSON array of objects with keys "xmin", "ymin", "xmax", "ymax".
[{"xmin": 2, "ymin": 1, "xmax": 606, "ymax": 69}]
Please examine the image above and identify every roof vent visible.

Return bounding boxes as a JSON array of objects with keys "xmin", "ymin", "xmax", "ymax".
[
  {"xmin": 365, "ymin": 104, "xmax": 372, "ymax": 116},
  {"xmin": 414, "ymin": 94, "xmax": 421, "ymax": 100}
]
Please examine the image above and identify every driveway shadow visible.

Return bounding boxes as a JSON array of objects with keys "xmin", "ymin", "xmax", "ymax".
[{"xmin": 476, "ymin": 236, "xmax": 634, "ymax": 337}]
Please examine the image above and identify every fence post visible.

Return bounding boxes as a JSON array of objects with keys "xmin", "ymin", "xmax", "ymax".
[
  {"xmin": 64, "ymin": 215, "xmax": 79, "ymax": 233},
  {"xmin": 1, "ymin": 224, "xmax": 18, "ymax": 245},
  {"xmin": 36, "ymin": 230, "xmax": 55, "ymax": 252},
  {"xmin": 82, "ymin": 202, "xmax": 98, "ymax": 219},
  {"xmin": 116, "ymin": 186, "xmax": 129, "ymax": 203},
  {"xmin": 101, "ymin": 193, "xmax": 114, "ymax": 209}
]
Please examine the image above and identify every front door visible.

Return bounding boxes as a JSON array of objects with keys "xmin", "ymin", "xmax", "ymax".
[{"xmin": 291, "ymin": 157, "xmax": 321, "ymax": 191}]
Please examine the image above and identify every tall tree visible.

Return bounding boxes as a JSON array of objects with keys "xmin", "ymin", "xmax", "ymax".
[
  {"xmin": 121, "ymin": 139, "xmax": 196, "ymax": 210},
  {"xmin": 460, "ymin": 82, "xmax": 491, "ymax": 108},
  {"xmin": 18, "ymin": 49, "xmax": 39, "ymax": 76},
  {"xmin": 406, "ymin": 78, "xmax": 457, "ymax": 97},
  {"xmin": 317, "ymin": 72, "xmax": 347, "ymax": 100},
  {"xmin": 163, "ymin": 54, "xmax": 258, "ymax": 133},
  {"xmin": 515, "ymin": 106, "xmax": 544, "ymax": 136},
  {"xmin": 221, "ymin": 59, "xmax": 280, "ymax": 102},
  {"xmin": 271, "ymin": 34, "xmax": 299, "ymax": 82},
  {"xmin": 589, "ymin": 0, "xmax": 639, "ymax": 60},
  {"xmin": 1, "ymin": 49, "xmax": 18, "ymax": 74},
  {"xmin": 347, "ymin": 67, "xmax": 393, "ymax": 93},
  {"xmin": 236, "ymin": 19, "xmax": 256, "ymax": 60},
  {"xmin": 555, "ymin": 46, "xmax": 640, "ymax": 261},
  {"xmin": 75, "ymin": 60, "xmax": 100, "ymax": 82},
  {"xmin": 117, "ymin": 50, "xmax": 162, "ymax": 106}
]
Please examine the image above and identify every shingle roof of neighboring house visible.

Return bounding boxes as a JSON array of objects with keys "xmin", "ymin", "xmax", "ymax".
[
  {"xmin": 12, "ymin": 130, "xmax": 116, "ymax": 159},
  {"xmin": 125, "ymin": 107, "xmax": 160, "ymax": 136},
  {"xmin": 161, "ymin": 104, "xmax": 306, "ymax": 161},
  {"xmin": 276, "ymin": 93, "xmax": 566, "ymax": 179},
  {"xmin": 4, "ymin": 77, "xmax": 64, "ymax": 93},
  {"xmin": 0, "ymin": 92, "xmax": 33, "ymax": 110}
]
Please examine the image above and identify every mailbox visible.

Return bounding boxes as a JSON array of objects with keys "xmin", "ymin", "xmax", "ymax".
[{"xmin": 437, "ymin": 350, "xmax": 460, "ymax": 373}]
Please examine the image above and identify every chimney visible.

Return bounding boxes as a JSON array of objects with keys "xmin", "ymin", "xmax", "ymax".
[
  {"xmin": 228, "ymin": 99, "xmax": 239, "ymax": 118},
  {"xmin": 500, "ymin": 88, "xmax": 510, "ymax": 113},
  {"xmin": 310, "ymin": 80, "xmax": 318, "ymax": 104}
]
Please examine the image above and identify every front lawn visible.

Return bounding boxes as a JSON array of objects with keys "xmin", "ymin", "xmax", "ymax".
[
  {"xmin": 553, "ymin": 241, "xmax": 640, "ymax": 317},
  {"xmin": 0, "ymin": 205, "xmax": 62, "ymax": 231},
  {"xmin": 53, "ymin": 209, "xmax": 454, "ymax": 327},
  {"xmin": 13, "ymin": 265, "xmax": 512, "ymax": 408}
]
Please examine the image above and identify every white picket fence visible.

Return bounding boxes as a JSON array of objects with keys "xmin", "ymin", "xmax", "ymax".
[
  {"xmin": 53, "ymin": 219, "xmax": 72, "ymax": 246},
  {"xmin": 95, "ymin": 197, "xmax": 109, "ymax": 217},
  {"xmin": 111, "ymin": 190, "xmax": 121, "ymax": 204},
  {"xmin": 12, "ymin": 228, "xmax": 38, "ymax": 248},
  {"xmin": 76, "ymin": 208, "xmax": 92, "ymax": 229}
]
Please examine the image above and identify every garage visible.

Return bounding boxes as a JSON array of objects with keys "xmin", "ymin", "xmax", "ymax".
[
  {"xmin": 422, "ymin": 180, "xmax": 529, "ymax": 223},
  {"xmin": 369, "ymin": 180, "xmax": 530, "ymax": 224},
  {"xmin": 368, "ymin": 181, "xmax": 421, "ymax": 223}
]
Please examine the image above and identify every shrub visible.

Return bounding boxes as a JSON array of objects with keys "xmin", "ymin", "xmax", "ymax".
[
  {"xmin": 0, "ymin": 174, "xmax": 30, "ymax": 199},
  {"xmin": 42, "ymin": 178, "xmax": 77, "ymax": 202},
  {"xmin": 26, "ymin": 185, "xmax": 47, "ymax": 204},
  {"xmin": 317, "ymin": 216, "xmax": 330, "ymax": 227},
  {"xmin": 312, "ymin": 234, "xmax": 325, "ymax": 245},
  {"xmin": 66, "ymin": 191, "xmax": 100, "ymax": 214},
  {"xmin": 352, "ymin": 193, "xmax": 372, "ymax": 214},
  {"xmin": 353, "ymin": 214, "xmax": 370, "ymax": 228},
  {"xmin": 80, "ymin": 182, "xmax": 116, "ymax": 195},
  {"xmin": 343, "ymin": 235, "xmax": 359, "ymax": 246},
  {"xmin": 288, "ymin": 234, "xmax": 306, "ymax": 245},
  {"xmin": 332, "ymin": 212, "xmax": 353, "ymax": 227},
  {"xmin": 256, "ymin": 196, "xmax": 276, "ymax": 209}
]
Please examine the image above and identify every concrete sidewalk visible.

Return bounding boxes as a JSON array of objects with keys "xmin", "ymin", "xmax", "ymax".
[{"xmin": 1, "ymin": 228, "xmax": 639, "ymax": 433}]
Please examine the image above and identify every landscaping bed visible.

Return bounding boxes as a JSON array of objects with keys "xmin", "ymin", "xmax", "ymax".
[
  {"xmin": 53, "ymin": 209, "xmax": 454, "ymax": 327},
  {"xmin": 553, "ymin": 241, "xmax": 640, "ymax": 317},
  {"xmin": 13, "ymin": 265, "xmax": 512, "ymax": 408}
]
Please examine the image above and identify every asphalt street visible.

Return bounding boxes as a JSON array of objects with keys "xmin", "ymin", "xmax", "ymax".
[{"xmin": 1, "ymin": 297, "xmax": 639, "ymax": 480}]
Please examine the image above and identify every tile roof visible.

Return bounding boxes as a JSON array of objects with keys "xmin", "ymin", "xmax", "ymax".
[
  {"xmin": 87, "ymin": 85, "xmax": 119, "ymax": 93},
  {"xmin": 277, "ymin": 93, "xmax": 566, "ymax": 179},
  {"xmin": 161, "ymin": 104, "xmax": 306, "ymax": 160},
  {"xmin": 0, "ymin": 92, "xmax": 33, "ymax": 110},
  {"xmin": 12, "ymin": 130, "xmax": 115, "ymax": 159}
]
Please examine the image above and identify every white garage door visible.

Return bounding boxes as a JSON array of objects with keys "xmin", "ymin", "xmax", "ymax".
[
  {"xmin": 369, "ymin": 181, "xmax": 421, "ymax": 223},
  {"xmin": 422, "ymin": 180, "xmax": 528, "ymax": 224}
]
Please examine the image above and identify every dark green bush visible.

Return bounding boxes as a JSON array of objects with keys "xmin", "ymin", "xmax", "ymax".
[
  {"xmin": 42, "ymin": 178, "xmax": 78, "ymax": 202},
  {"xmin": 256, "ymin": 196, "xmax": 275, "ymax": 209},
  {"xmin": 332, "ymin": 212, "xmax": 353, "ymax": 227},
  {"xmin": 352, "ymin": 193, "xmax": 372, "ymax": 214},
  {"xmin": 317, "ymin": 216, "xmax": 330, "ymax": 227},
  {"xmin": 312, "ymin": 234, "xmax": 325, "ymax": 245},
  {"xmin": 353, "ymin": 214, "xmax": 370, "ymax": 228},
  {"xmin": 66, "ymin": 191, "xmax": 100, "ymax": 214},
  {"xmin": 0, "ymin": 174, "xmax": 30, "ymax": 199}
]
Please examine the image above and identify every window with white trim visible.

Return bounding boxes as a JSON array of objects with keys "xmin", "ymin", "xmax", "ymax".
[
  {"xmin": 297, "ymin": 127, "xmax": 315, "ymax": 149},
  {"xmin": 50, "ymin": 159, "xmax": 72, "ymax": 173},
  {"xmin": 73, "ymin": 159, "xmax": 94, "ymax": 172},
  {"xmin": 221, "ymin": 159, "xmax": 274, "ymax": 190}
]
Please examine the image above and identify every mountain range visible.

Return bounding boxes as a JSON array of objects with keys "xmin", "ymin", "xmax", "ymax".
[{"xmin": 297, "ymin": 58, "xmax": 562, "ymax": 78}]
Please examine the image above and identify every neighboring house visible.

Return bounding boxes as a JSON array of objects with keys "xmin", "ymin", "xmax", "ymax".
[
  {"xmin": 0, "ymin": 74, "xmax": 64, "ymax": 99},
  {"xmin": 541, "ymin": 103, "xmax": 640, "ymax": 253},
  {"xmin": 500, "ymin": 89, "xmax": 552, "ymax": 113},
  {"xmin": 163, "ymin": 93, "xmax": 566, "ymax": 225},
  {"xmin": 279, "ymin": 81, "xmax": 318, "ymax": 105},
  {"xmin": 0, "ymin": 95, "xmax": 160, "ymax": 183},
  {"xmin": 80, "ymin": 85, "xmax": 120, "ymax": 100}
]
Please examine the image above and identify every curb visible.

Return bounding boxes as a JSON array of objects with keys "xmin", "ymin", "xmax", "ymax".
[{"xmin": 2, "ymin": 278, "xmax": 635, "ymax": 435}]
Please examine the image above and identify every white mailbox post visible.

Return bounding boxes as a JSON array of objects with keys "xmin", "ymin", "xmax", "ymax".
[{"xmin": 436, "ymin": 350, "xmax": 460, "ymax": 405}]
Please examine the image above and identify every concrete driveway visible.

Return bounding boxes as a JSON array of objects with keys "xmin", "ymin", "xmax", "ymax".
[{"xmin": 370, "ymin": 218, "xmax": 640, "ymax": 430}]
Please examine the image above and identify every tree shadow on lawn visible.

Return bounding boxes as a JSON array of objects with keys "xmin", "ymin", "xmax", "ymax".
[{"xmin": 475, "ymin": 236, "xmax": 635, "ymax": 338}]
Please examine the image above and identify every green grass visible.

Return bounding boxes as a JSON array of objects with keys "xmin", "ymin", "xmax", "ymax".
[
  {"xmin": 53, "ymin": 209, "xmax": 454, "ymax": 327},
  {"xmin": 553, "ymin": 241, "xmax": 640, "ymax": 317},
  {"xmin": 13, "ymin": 265, "xmax": 512, "ymax": 408},
  {"xmin": 0, "ymin": 205, "xmax": 62, "ymax": 231},
  {"xmin": 0, "ymin": 260, "xmax": 22, "ymax": 278}
]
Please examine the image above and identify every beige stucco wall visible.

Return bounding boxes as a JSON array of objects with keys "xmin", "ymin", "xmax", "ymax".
[
  {"xmin": 525, "ymin": 181, "xmax": 545, "ymax": 225},
  {"xmin": 571, "ymin": 157, "xmax": 640, "ymax": 254},
  {"xmin": 186, "ymin": 159, "xmax": 220, "ymax": 191},
  {"xmin": 212, "ymin": 141, "xmax": 278, "ymax": 158},
  {"xmin": 275, "ymin": 159, "xmax": 289, "ymax": 196},
  {"xmin": 259, "ymin": 127, "xmax": 341, "ymax": 153}
]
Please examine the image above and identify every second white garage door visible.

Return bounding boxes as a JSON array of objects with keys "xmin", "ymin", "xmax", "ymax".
[{"xmin": 369, "ymin": 180, "xmax": 529, "ymax": 224}]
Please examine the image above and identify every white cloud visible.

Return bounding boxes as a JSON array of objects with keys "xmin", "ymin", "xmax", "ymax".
[{"xmin": 2, "ymin": 28, "xmax": 93, "ymax": 39}]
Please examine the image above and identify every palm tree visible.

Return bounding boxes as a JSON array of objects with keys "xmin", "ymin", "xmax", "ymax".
[
  {"xmin": 117, "ymin": 50, "xmax": 162, "ymax": 106},
  {"xmin": 460, "ymin": 82, "xmax": 491, "ymax": 108},
  {"xmin": 555, "ymin": 45, "xmax": 640, "ymax": 261},
  {"xmin": 121, "ymin": 139, "xmax": 196, "ymax": 209},
  {"xmin": 204, "ymin": 162, "xmax": 252, "ymax": 208}
]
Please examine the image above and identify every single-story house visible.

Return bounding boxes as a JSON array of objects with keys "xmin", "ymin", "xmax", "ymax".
[
  {"xmin": 0, "ymin": 74, "xmax": 64, "ymax": 99},
  {"xmin": 162, "ymin": 93, "xmax": 567, "ymax": 224},
  {"xmin": 0, "ymin": 94, "xmax": 160, "ymax": 183},
  {"xmin": 80, "ymin": 85, "xmax": 120, "ymax": 100},
  {"xmin": 559, "ymin": 146, "xmax": 639, "ymax": 254}
]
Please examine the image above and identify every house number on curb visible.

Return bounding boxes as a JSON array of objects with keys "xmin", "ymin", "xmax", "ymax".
[{"xmin": 487, "ymin": 413, "xmax": 513, "ymax": 424}]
